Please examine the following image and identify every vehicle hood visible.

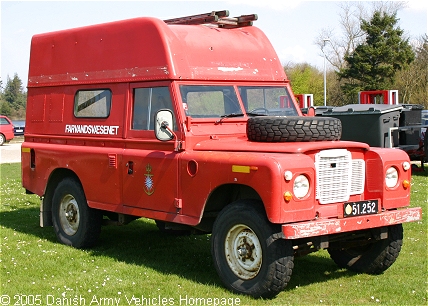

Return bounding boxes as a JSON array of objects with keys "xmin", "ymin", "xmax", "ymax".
[{"xmin": 193, "ymin": 136, "xmax": 370, "ymax": 153}]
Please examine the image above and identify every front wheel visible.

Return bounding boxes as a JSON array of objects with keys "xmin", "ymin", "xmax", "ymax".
[
  {"xmin": 52, "ymin": 178, "xmax": 102, "ymax": 248},
  {"xmin": 211, "ymin": 200, "xmax": 294, "ymax": 298},
  {"xmin": 328, "ymin": 224, "xmax": 403, "ymax": 274}
]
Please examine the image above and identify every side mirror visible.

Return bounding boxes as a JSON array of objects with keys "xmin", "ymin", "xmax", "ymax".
[{"xmin": 154, "ymin": 109, "xmax": 175, "ymax": 141}]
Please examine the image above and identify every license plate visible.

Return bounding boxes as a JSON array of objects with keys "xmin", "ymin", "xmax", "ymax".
[
  {"xmin": 16, "ymin": 129, "xmax": 23, "ymax": 132},
  {"xmin": 344, "ymin": 200, "xmax": 378, "ymax": 218}
]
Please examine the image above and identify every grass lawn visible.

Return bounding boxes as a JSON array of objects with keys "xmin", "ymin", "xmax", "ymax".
[{"xmin": 1, "ymin": 163, "xmax": 426, "ymax": 305}]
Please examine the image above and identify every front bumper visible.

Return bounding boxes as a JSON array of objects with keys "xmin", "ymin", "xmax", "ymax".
[{"xmin": 282, "ymin": 207, "xmax": 422, "ymax": 239}]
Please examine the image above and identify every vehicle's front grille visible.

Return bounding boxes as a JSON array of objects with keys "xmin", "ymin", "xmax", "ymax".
[
  {"xmin": 315, "ymin": 149, "xmax": 365, "ymax": 204},
  {"xmin": 350, "ymin": 159, "xmax": 365, "ymax": 195}
]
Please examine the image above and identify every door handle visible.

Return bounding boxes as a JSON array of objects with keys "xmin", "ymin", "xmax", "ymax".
[{"xmin": 126, "ymin": 161, "xmax": 134, "ymax": 174}]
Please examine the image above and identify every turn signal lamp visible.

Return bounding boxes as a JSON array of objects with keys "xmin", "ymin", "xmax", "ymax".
[
  {"xmin": 283, "ymin": 191, "xmax": 293, "ymax": 202},
  {"xmin": 402, "ymin": 180, "xmax": 410, "ymax": 189}
]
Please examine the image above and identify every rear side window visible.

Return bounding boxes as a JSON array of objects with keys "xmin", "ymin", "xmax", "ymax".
[
  {"xmin": 0, "ymin": 117, "xmax": 11, "ymax": 125},
  {"xmin": 74, "ymin": 89, "xmax": 112, "ymax": 118}
]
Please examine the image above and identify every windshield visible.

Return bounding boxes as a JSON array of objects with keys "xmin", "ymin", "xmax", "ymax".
[
  {"xmin": 238, "ymin": 86, "xmax": 299, "ymax": 116},
  {"xmin": 179, "ymin": 85, "xmax": 298, "ymax": 118},
  {"xmin": 180, "ymin": 85, "xmax": 241, "ymax": 118}
]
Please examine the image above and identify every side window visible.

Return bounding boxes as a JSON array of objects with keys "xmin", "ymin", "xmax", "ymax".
[
  {"xmin": 1, "ymin": 118, "xmax": 11, "ymax": 125},
  {"xmin": 132, "ymin": 87, "xmax": 175, "ymax": 130},
  {"xmin": 74, "ymin": 89, "xmax": 111, "ymax": 118}
]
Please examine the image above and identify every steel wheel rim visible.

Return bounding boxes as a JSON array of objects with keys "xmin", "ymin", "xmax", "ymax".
[
  {"xmin": 59, "ymin": 194, "xmax": 80, "ymax": 236},
  {"xmin": 224, "ymin": 224, "xmax": 262, "ymax": 280}
]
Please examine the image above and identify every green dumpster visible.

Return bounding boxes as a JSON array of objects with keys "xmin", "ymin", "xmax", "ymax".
[{"xmin": 322, "ymin": 104, "xmax": 402, "ymax": 147}]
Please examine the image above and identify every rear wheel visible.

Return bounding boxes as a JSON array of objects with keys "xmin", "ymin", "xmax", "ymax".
[
  {"xmin": 0, "ymin": 134, "xmax": 5, "ymax": 146},
  {"xmin": 328, "ymin": 224, "xmax": 403, "ymax": 274},
  {"xmin": 211, "ymin": 200, "xmax": 294, "ymax": 298},
  {"xmin": 52, "ymin": 178, "xmax": 102, "ymax": 248}
]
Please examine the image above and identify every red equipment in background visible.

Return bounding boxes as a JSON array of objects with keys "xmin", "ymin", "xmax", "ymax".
[
  {"xmin": 294, "ymin": 94, "xmax": 314, "ymax": 109},
  {"xmin": 358, "ymin": 90, "xmax": 399, "ymax": 105}
]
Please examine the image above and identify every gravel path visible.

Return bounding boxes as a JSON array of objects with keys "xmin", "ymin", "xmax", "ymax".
[{"xmin": 0, "ymin": 140, "xmax": 22, "ymax": 164}]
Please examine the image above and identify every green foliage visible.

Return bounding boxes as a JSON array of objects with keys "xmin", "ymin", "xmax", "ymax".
[
  {"xmin": 394, "ymin": 35, "xmax": 428, "ymax": 107},
  {"xmin": 285, "ymin": 63, "xmax": 324, "ymax": 106},
  {"xmin": 1, "ymin": 163, "xmax": 426, "ymax": 305},
  {"xmin": 1, "ymin": 73, "xmax": 27, "ymax": 119},
  {"xmin": 338, "ymin": 11, "xmax": 415, "ymax": 98}
]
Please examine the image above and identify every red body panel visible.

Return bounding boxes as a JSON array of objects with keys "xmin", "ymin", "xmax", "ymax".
[{"xmin": 28, "ymin": 18, "xmax": 286, "ymax": 87}]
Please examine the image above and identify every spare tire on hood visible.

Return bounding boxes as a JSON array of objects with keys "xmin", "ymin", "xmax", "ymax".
[{"xmin": 247, "ymin": 116, "xmax": 342, "ymax": 142}]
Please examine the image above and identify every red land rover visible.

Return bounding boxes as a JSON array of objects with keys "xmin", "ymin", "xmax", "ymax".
[{"xmin": 21, "ymin": 11, "xmax": 422, "ymax": 298}]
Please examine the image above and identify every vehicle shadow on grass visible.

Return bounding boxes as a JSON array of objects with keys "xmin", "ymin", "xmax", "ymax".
[{"xmin": 0, "ymin": 207, "xmax": 357, "ymax": 292}]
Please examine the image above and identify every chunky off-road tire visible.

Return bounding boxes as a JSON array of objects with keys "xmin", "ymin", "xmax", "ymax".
[
  {"xmin": 327, "ymin": 224, "xmax": 403, "ymax": 274},
  {"xmin": 52, "ymin": 178, "xmax": 102, "ymax": 249},
  {"xmin": 211, "ymin": 200, "xmax": 294, "ymax": 298},
  {"xmin": 247, "ymin": 116, "xmax": 342, "ymax": 142}
]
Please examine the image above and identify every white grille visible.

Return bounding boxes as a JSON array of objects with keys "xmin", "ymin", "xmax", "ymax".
[
  {"xmin": 350, "ymin": 159, "xmax": 365, "ymax": 195},
  {"xmin": 315, "ymin": 149, "xmax": 364, "ymax": 204}
]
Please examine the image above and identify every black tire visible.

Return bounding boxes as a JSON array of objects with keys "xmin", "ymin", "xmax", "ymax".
[
  {"xmin": 211, "ymin": 200, "xmax": 294, "ymax": 298},
  {"xmin": 328, "ymin": 224, "xmax": 403, "ymax": 274},
  {"xmin": 247, "ymin": 116, "xmax": 342, "ymax": 142},
  {"xmin": 0, "ymin": 134, "xmax": 5, "ymax": 146},
  {"xmin": 52, "ymin": 178, "xmax": 102, "ymax": 249}
]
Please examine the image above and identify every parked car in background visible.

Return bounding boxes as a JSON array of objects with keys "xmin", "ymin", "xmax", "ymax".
[
  {"xmin": 0, "ymin": 115, "xmax": 15, "ymax": 145},
  {"xmin": 12, "ymin": 120, "xmax": 25, "ymax": 136}
]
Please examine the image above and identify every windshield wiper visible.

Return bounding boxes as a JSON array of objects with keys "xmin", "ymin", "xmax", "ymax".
[
  {"xmin": 246, "ymin": 111, "xmax": 268, "ymax": 117},
  {"xmin": 215, "ymin": 113, "xmax": 245, "ymax": 124},
  {"xmin": 215, "ymin": 111, "xmax": 268, "ymax": 124}
]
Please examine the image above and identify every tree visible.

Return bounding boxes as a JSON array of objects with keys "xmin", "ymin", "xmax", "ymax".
[
  {"xmin": 4, "ymin": 74, "xmax": 27, "ymax": 111},
  {"xmin": 394, "ymin": 35, "xmax": 428, "ymax": 108},
  {"xmin": 284, "ymin": 63, "xmax": 324, "ymax": 106},
  {"xmin": 315, "ymin": 1, "xmax": 407, "ymax": 71},
  {"xmin": 338, "ymin": 11, "xmax": 415, "ymax": 97},
  {"xmin": 1, "ymin": 74, "xmax": 27, "ymax": 119}
]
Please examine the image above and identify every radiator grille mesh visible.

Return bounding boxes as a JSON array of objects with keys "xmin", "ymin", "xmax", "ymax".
[{"xmin": 315, "ymin": 150, "xmax": 365, "ymax": 204}]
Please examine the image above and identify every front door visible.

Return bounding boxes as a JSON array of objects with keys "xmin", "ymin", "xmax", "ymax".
[{"xmin": 122, "ymin": 83, "xmax": 180, "ymax": 216}]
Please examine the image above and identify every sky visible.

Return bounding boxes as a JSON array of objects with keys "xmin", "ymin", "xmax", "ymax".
[{"xmin": 1, "ymin": 0, "xmax": 427, "ymax": 89}]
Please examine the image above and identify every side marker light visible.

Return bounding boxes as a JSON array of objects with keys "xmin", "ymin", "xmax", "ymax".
[
  {"xmin": 283, "ymin": 191, "xmax": 293, "ymax": 202},
  {"xmin": 402, "ymin": 180, "xmax": 410, "ymax": 189}
]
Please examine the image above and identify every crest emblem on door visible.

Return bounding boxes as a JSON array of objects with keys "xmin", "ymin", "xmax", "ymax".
[{"xmin": 144, "ymin": 164, "xmax": 155, "ymax": 195}]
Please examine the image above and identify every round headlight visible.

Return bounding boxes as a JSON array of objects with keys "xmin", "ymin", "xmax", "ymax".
[
  {"xmin": 293, "ymin": 175, "xmax": 310, "ymax": 199},
  {"xmin": 385, "ymin": 167, "xmax": 398, "ymax": 188}
]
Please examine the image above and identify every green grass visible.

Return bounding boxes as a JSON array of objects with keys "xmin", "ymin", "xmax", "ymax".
[{"xmin": 1, "ymin": 163, "xmax": 426, "ymax": 305}]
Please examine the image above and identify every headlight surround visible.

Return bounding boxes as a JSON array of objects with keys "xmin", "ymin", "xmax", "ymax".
[
  {"xmin": 293, "ymin": 175, "xmax": 310, "ymax": 199},
  {"xmin": 385, "ymin": 167, "xmax": 399, "ymax": 188}
]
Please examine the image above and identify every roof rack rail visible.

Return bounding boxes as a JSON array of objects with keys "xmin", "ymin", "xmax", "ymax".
[{"xmin": 164, "ymin": 10, "xmax": 258, "ymax": 28}]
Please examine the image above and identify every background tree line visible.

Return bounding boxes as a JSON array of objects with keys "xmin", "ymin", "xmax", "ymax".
[
  {"xmin": 288, "ymin": 1, "xmax": 427, "ymax": 109},
  {"xmin": 0, "ymin": 74, "xmax": 27, "ymax": 119}
]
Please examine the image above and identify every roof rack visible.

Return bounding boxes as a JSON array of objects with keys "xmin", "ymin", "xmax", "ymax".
[{"xmin": 164, "ymin": 10, "xmax": 258, "ymax": 28}]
